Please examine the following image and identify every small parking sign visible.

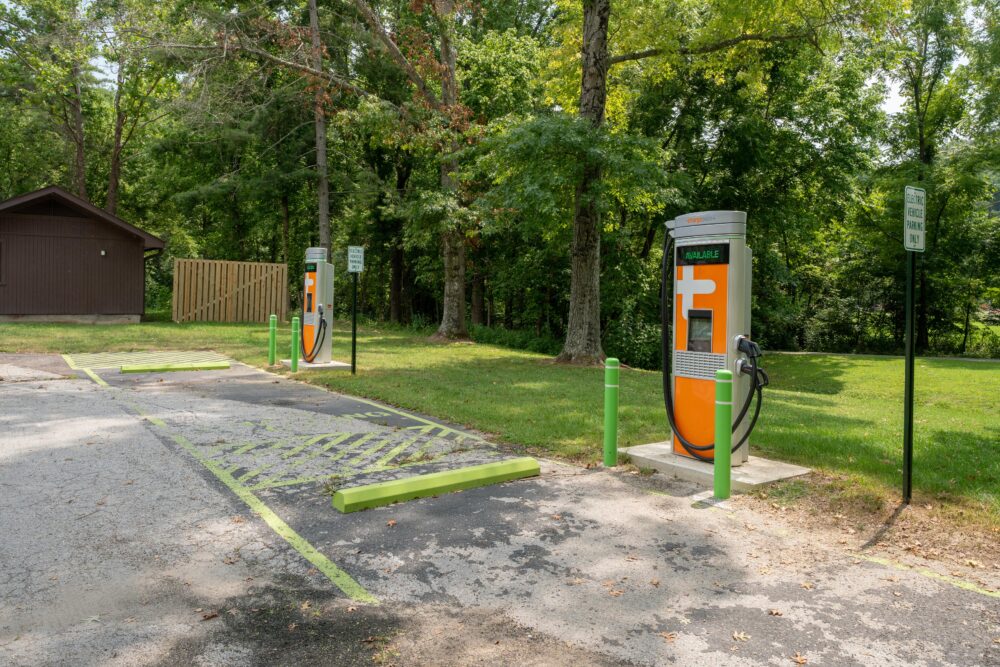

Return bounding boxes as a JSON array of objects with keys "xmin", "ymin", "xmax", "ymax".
[
  {"xmin": 348, "ymin": 246, "xmax": 364, "ymax": 273},
  {"xmin": 904, "ymin": 186, "xmax": 926, "ymax": 253}
]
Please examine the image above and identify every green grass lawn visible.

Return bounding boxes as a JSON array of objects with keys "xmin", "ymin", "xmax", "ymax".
[{"xmin": 2, "ymin": 320, "xmax": 997, "ymax": 525}]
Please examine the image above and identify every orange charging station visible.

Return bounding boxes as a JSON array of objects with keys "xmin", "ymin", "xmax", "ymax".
[
  {"xmin": 663, "ymin": 211, "xmax": 767, "ymax": 465},
  {"xmin": 302, "ymin": 247, "xmax": 334, "ymax": 364}
]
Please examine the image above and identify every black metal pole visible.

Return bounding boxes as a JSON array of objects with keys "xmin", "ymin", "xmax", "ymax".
[
  {"xmin": 903, "ymin": 250, "xmax": 915, "ymax": 503},
  {"xmin": 351, "ymin": 271, "xmax": 358, "ymax": 375}
]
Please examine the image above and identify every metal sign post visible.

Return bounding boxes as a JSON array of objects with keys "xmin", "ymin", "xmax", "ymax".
[
  {"xmin": 902, "ymin": 186, "xmax": 925, "ymax": 504},
  {"xmin": 347, "ymin": 246, "xmax": 364, "ymax": 375}
]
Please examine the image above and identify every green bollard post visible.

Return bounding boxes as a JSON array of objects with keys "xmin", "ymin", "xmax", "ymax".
[
  {"xmin": 290, "ymin": 316, "xmax": 300, "ymax": 373},
  {"xmin": 268, "ymin": 314, "xmax": 277, "ymax": 366},
  {"xmin": 714, "ymin": 369, "xmax": 733, "ymax": 500},
  {"xmin": 603, "ymin": 358, "xmax": 620, "ymax": 467}
]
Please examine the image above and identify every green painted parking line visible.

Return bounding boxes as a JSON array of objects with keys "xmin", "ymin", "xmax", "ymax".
[
  {"xmin": 120, "ymin": 361, "xmax": 231, "ymax": 374},
  {"xmin": 333, "ymin": 457, "xmax": 541, "ymax": 513}
]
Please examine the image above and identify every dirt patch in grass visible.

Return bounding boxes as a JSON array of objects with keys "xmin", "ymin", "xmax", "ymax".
[{"xmin": 736, "ymin": 473, "xmax": 1000, "ymax": 594}]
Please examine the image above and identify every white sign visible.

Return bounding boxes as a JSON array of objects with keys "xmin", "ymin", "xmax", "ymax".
[
  {"xmin": 904, "ymin": 186, "xmax": 926, "ymax": 252},
  {"xmin": 347, "ymin": 246, "xmax": 364, "ymax": 273}
]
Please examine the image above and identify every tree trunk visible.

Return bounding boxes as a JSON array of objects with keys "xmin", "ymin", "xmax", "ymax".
[
  {"xmin": 432, "ymin": 1, "xmax": 468, "ymax": 340},
  {"xmin": 435, "ymin": 230, "xmax": 467, "ymax": 338},
  {"xmin": 280, "ymin": 193, "xmax": 290, "ymax": 262},
  {"xmin": 471, "ymin": 270, "xmax": 485, "ymax": 326},
  {"xmin": 917, "ymin": 264, "xmax": 929, "ymax": 351},
  {"xmin": 70, "ymin": 64, "xmax": 88, "ymax": 201},
  {"xmin": 390, "ymin": 239, "xmax": 404, "ymax": 324},
  {"xmin": 308, "ymin": 0, "xmax": 330, "ymax": 252},
  {"xmin": 557, "ymin": 0, "xmax": 609, "ymax": 364},
  {"xmin": 106, "ymin": 60, "xmax": 126, "ymax": 215},
  {"xmin": 960, "ymin": 297, "xmax": 971, "ymax": 354}
]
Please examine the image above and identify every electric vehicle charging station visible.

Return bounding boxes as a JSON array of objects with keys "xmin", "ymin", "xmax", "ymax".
[
  {"xmin": 283, "ymin": 247, "xmax": 349, "ymax": 370},
  {"xmin": 623, "ymin": 210, "xmax": 809, "ymax": 491},
  {"xmin": 663, "ymin": 211, "xmax": 763, "ymax": 465},
  {"xmin": 302, "ymin": 247, "xmax": 334, "ymax": 365}
]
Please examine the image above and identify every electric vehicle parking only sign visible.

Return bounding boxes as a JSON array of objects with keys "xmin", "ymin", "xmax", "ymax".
[
  {"xmin": 348, "ymin": 246, "xmax": 364, "ymax": 273},
  {"xmin": 904, "ymin": 186, "xmax": 926, "ymax": 252}
]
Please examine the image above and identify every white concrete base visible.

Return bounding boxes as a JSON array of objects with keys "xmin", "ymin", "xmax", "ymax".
[
  {"xmin": 280, "ymin": 359, "xmax": 351, "ymax": 371},
  {"xmin": 622, "ymin": 441, "xmax": 810, "ymax": 492}
]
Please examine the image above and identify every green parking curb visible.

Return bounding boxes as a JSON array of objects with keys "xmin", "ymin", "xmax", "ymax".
[
  {"xmin": 120, "ymin": 361, "xmax": 231, "ymax": 374},
  {"xmin": 332, "ymin": 457, "xmax": 541, "ymax": 513}
]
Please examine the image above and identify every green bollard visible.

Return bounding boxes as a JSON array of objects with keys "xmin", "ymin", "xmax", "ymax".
[
  {"xmin": 290, "ymin": 316, "xmax": 300, "ymax": 373},
  {"xmin": 714, "ymin": 369, "xmax": 733, "ymax": 500},
  {"xmin": 268, "ymin": 314, "xmax": 277, "ymax": 366},
  {"xmin": 603, "ymin": 358, "xmax": 620, "ymax": 467}
]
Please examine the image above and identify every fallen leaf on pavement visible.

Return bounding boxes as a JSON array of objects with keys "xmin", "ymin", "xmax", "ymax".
[
  {"xmin": 800, "ymin": 581, "xmax": 814, "ymax": 590},
  {"xmin": 791, "ymin": 652, "xmax": 808, "ymax": 664},
  {"xmin": 768, "ymin": 609, "xmax": 783, "ymax": 616},
  {"xmin": 551, "ymin": 514, "xmax": 562, "ymax": 521},
  {"xmin": 678, "ymin": 617, "xmax": 691, "ymax": 626},
  {"xmin": 300, "ymin": 601, "xmax": 312, "ymax": 611},
  {"xmin": 386, "ymin": 519, "xmax": 397, "ymax": 527},
  {"xmin": 625, "ymin": 555, "xmax": 639, "ymax": 562},
  {"xmin": 201, "ymin": 612, "xmax": 219, "ymax": 621},
  {"xmin": 287, "ymin": 623, "xmax": 297, "ymax": 631},
  {"xmin": 347, "ymin": 606, "xmax": 357, "ymax": 613},
  {"xmin": 733, "ymin": 631, "xmax": 750, "ymax": 641},
  {"xmin": 609, "ymin": 589, "xmax": 623, "ymax": 597},
  {"xmin": 650, "ymin": 578, "xmax": 660, "ymax": 587},
  {"xmin": 658, "ymin": 631, "xmax": 677, "ymax": 643},
  {"xmin": 567, "ymin": 578, "xmax": 585, "ymax": 586}
]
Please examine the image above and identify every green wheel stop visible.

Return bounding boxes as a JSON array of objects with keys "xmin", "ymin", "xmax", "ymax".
[
  {"xmin": 120, "ymin": 361, "xmax": 230, "ymax": 374},
  {"xmin": 332, "ymin": 457, "xmax": 541, "ymax": 513}
]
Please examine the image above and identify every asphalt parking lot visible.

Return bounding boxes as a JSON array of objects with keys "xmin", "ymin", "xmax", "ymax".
[{"xmin": 1, "ymin": 353, "xmax": 997, "ymax": 666}]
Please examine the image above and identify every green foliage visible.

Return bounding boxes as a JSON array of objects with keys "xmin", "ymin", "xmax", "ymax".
[{"xmin": 0, "ymin": 0, "xmax": 996, "ymax": 358}]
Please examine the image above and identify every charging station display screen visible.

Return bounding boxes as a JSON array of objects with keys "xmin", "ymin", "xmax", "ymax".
[
  {"xmin": 687, "ymin": 309, "xmax": 713, "ymax": 352},
  {"xmin": 677, "ymin": 243, "xmax": 729, "ymax": 265},
  {"xmin": 305, "ymin": 263, "xmax": 317, "ymax": 272}
]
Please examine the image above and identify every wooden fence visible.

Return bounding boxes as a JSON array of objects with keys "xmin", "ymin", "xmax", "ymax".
[{"xmin": 172, "ymin": 259, "xmax": 288, "ymax": 323}]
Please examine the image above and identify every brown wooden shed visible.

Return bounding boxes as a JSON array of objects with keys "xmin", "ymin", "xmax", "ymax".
[{"xmin": 0, "ymin": 186, "xmax": 164, "ymax": 322}]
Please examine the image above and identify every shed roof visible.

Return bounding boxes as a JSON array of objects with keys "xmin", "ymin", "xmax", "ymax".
[{"xmin": 0, "ymin": 185, "xmax": 165, "ymax": 250}]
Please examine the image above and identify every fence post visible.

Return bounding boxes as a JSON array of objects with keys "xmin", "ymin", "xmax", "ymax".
[
  {"xmin": 714, "ymin": 369, "xmax": 733, "ymax": 500},
  {"xmin": 268, "ymin": 314, "xmax": 277, "ymax": 366},
  {"xmin": 290, "ymin": 316, "xmax": 300, "ymax": 372},
  {"xmin": 603, "ymin": 358, "xmax": 620, "ymax": 467}
]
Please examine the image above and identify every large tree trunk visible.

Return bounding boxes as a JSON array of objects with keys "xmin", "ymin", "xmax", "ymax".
[
  {"xmin": 557, "ymin": 0, "xmax": 610, "ymax": 364},
  {"xmin": 70, "ymin": 64, "xmax": 88, "ymax": 201},
  {"xmin": 436, "ymin": 229, "xmax": 467, "ymax": 338},
  {"xmin": 106, "ymin": 61, "xmax": 126, "ymax": 215},
  {"xmin": 280, "ymin": 193, "xmax": 290, "ymax": 262},
  {"xmin": 308, "ymin": 0, "xmax": 330, "ymax": 252},
  {"xmin": 432, "ymin": 0, "xmax": 468, "ymax": 339}
]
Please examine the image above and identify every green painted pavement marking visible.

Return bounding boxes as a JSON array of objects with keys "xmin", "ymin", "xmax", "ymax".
[
  {"xmin": 237, "ymin": 433, "xmax": 338, "ymax": 482},
  {"xmin": 368, "ymin": 431, "xmax": 432, "ymax": 471},
  {"xmin": 124, "ymin": 401, "xmax": 376, "ymax": 604},
  {"xmin": 81, "ymin": 368, "xmax": 109, "ymax": 387},
  {"xmin": 347, "ymin": 430, "xmax": 426, "ymax": 469},
  {"xmin": 345, "ymin": 395, "xmax": 488, "ymax": 443},
  {"xmin": 333, "ymin": 457, "xmax": 540, "ymax": 513},
  {"xmin": 65, "ymin": 351, "xmax": 229, "ymax": 370},
  {"xmin": 120, "ymin": 361, "xmax": 231, "ymax": 374},
  {"xmin": 860, "ymin": 555, "xmax": 1000, "ymax": 598},
  {"xmin": 276, "ymin": 432, "xmax": 354, "ymax": 475},
  {"xmin": 324, "ymin": 432, "xmax": 379, "ymax": 464}
]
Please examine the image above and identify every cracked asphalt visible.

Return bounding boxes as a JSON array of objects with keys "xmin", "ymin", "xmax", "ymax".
[{"xmin": 0, "ymin": 354, "xmax": 997, "ymax": 666}]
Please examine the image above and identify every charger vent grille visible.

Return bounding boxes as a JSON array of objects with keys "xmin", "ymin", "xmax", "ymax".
[{"xmin": 673, "ymin": 351, "xmax": 727, "ymax": 380}]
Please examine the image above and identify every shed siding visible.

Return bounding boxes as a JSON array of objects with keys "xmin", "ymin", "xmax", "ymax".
[{"xmin": 0, "ymin": 213, "xmax": 145, "ymax": 315}]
